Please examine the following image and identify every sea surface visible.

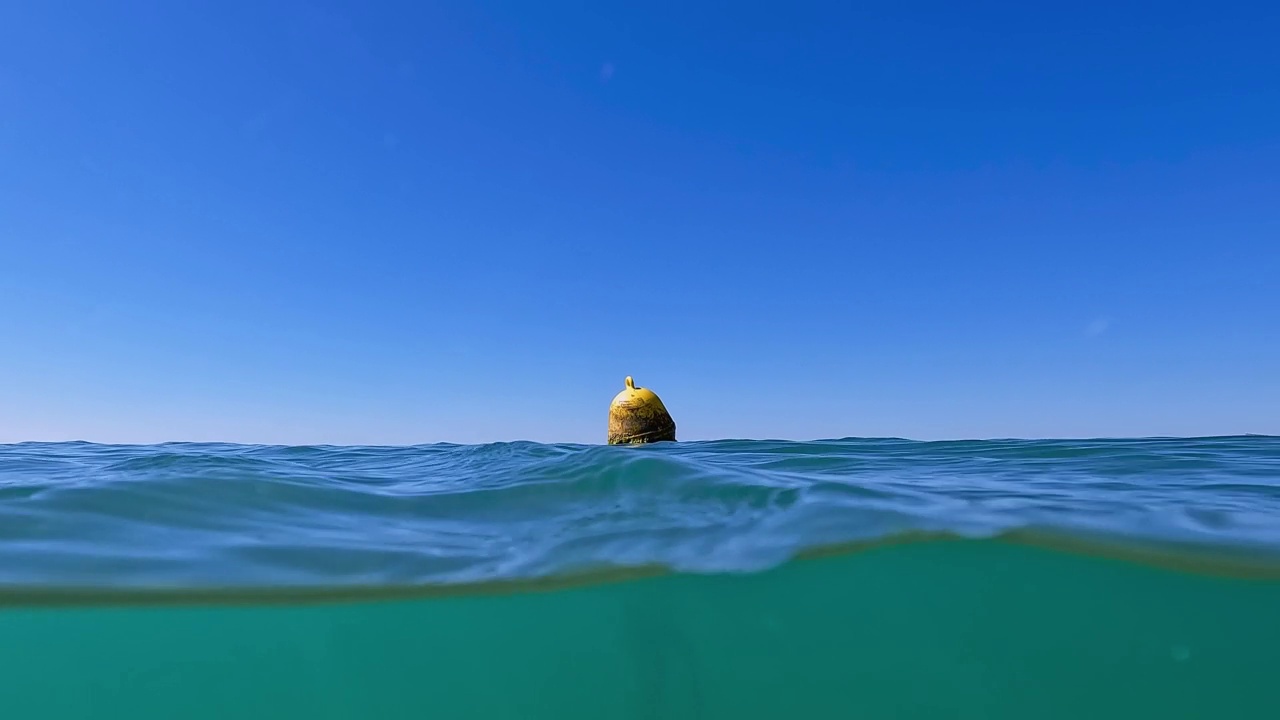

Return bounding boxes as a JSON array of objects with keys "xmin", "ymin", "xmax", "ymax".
[{"xmin": 1, "ymin": 437, "xmax": 1278, "ymax": 719}]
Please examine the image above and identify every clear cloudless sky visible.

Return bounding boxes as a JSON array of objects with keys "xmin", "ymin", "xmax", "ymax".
[{"xmin": 1, "ymin": 1, "xmax": 1277, "ymax": 445}]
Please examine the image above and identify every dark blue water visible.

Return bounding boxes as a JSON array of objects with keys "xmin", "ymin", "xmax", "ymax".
[
  {"xmin": 2, "ymin": 437, "xmax": 1279, "ymax": 719},
  {"xmin": 1, "ymin": 436, "xmax": 1277, "ymax": 593}
]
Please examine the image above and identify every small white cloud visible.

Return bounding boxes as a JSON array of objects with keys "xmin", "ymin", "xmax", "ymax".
[
  {"xmin": 600, "ymin": 63, "xmax": 615, "ymax": 82},
  {"xmin": 1085, "ymin": 317, "xmax": 1111, "ymax": 336}
]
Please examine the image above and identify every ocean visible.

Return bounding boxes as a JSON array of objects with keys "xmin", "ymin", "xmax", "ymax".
[{"xmin": 1, "ymin": 437, "xmax": 1277, "ymax": 718}]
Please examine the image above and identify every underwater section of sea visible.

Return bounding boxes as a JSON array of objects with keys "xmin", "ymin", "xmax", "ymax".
[{"xmin": 1, "ymin": 437, "xmax": 1279, "ymax": 719}]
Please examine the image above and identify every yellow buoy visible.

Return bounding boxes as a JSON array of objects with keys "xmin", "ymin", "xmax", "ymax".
[{"xmin": 607, "ymin": 376, "xmax": 677, "ymax": 445}]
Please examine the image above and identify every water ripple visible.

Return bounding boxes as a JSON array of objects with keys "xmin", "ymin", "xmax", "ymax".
[{"xmin": 0, "ymin": 436, "xmax": 1277, "ymax": 588}]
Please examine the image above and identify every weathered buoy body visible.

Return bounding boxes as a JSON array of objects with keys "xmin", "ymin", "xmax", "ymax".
[{"xmin": 607, "ymin": 376, "xmax": 676, "ymax": 445}]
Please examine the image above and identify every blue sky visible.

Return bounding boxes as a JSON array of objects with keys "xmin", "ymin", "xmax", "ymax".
[{"xmin": 1, "ymin": 1, "xmax": 1277, "ymax": 444}]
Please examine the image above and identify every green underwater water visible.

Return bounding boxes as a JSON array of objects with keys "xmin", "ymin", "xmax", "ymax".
[{"xmin": 4, "ymin": 538, "xmax": 1277, "ymax": 720}]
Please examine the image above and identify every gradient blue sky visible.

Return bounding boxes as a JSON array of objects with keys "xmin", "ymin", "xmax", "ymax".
[{"xmin": 2, "ymin": 1, "xmax": 1277, "ymax": 445}]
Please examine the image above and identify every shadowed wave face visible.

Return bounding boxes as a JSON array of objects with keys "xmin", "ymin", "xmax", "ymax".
[{"xmin": 0, "ymin": 437, "xmax": 1278, "ymax": 591}]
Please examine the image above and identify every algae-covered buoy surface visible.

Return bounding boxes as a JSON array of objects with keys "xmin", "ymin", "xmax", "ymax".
[{"xmin": 607, "ymin": 375, "xmax": 677, "ymax": 445}]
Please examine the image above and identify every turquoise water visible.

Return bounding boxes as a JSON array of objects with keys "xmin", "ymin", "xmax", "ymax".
[{"xmin": 2, "ymin": 437, "xmax": 1278, "ymax": 717}]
